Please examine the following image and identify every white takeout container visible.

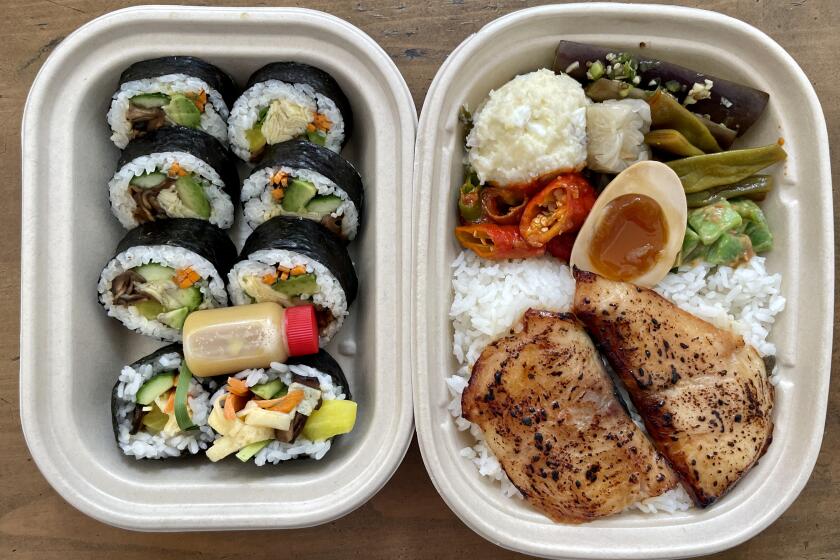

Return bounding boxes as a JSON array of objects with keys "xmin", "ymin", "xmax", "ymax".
[
  {"xmin": 412, "ymin": 4, "xmax": 832, "ymax": 559},
  {"xmin": 20, "ymin": 6, "xmax": 416, "ymax": 530}
]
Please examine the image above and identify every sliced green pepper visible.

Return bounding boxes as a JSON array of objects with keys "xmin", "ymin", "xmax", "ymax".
[
  {"xmin": 730, "ymin": 199, "xmax": 773, "ymax": 252},
  {"xmin": 648, "ymin": 90, "xmax": 721, "ymax": 154},
  {"xmin": 174, "ymin": 363, "xmax": 197, "ymax": 431},
  {"xmin": 705, "ymin": 232, "xmax": 754, "ymax": 266},
  {"xmin": 667, "ymin": 143, "xmax": 787, "ymax": 193},
  {"xmin": 458, "ymin": 171, "xmax": 483, "ymax": 223},
  {"xmin": 685, "ymin": 175, "xmax": 773, "ymax": 208},
  {"xmin": 679, "ymin": 226, "xmax": 701, "ymax": 265},
  {"xmin": 644, "ymin": 129, "xmax": 705, "ymax": 157},
  {"xmin": 688, "ymin": 200, "xmax": 742, "ymax": 245}
]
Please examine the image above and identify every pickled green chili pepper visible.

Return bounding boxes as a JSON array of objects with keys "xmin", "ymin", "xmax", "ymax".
[
  {"xmin": 585, "ymin": 78, "xmax": 648, "ymax": 102},
  {"xmin": 458, "ymin": 171, "xmax": 483, "ymax": 223},
  {"xmin": 644, "ymin": 129, "xmax": 704, "ymax": 157},
  {"xmin": 648, "ymin": 90, "xmax": 721, "ymax": 153},
  {"xmin": 684, "ymin": 175, "xmax": 773, "ymax": 208},
  {"xmin": 667, "ymin": 143, "xmax": 787, "ymax": 193}
]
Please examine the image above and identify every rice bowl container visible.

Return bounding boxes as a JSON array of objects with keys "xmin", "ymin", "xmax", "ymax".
[
  {"xmin": 412, "ymin": 4, "xmax": 832, "ymax": 559},
  {"xmin": 20, "ymin": 6, "xmax": 416, "ymax": 530}
]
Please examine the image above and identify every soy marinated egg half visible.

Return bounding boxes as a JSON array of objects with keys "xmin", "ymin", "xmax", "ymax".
[{"xmin": 570, "ymin": 161, "xmax": 687, "ymax": 287}]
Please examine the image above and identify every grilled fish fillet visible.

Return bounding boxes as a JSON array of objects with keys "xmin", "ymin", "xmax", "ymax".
[
  {"xmin": 572, "ymin": 269, "xmax": 774, "ymax": 507},
  {"xmin": 461, "ymin": 309, "xmax": 678, "ymax": 523}
]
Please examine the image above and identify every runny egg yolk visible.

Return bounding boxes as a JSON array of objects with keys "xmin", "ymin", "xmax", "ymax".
[{"xmin": 588, "ymin": 193, "xmax": 668, "ymax": 281}]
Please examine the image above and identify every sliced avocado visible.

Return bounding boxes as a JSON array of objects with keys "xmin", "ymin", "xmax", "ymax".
[
  {"xmin": 134, "ymin": 299, "xmax": 165, "ymax": 319},
  {"xmin": 131, "ymin": 93, "xmax": 170, "ymax": 109},
  {"xmin": 141, "ymin": 402, "xmax": 171, "ymax": 433},
  {"xmin": 164, "ymin": 94, "xmax": 201, "ymax": 128},
  {"xmin": 175, "ymin": 175, "xmax": 211, "ymax": 218},
  {"xmin": 136, "ymin": 373, "xmax": 176, "ymax": 406},
  {"xmin": 246, "ymin": 127, "xmax": 266, "ymax": 154},
  {"xmin": 159, "ymin": 306, "xmax": 190, "ymax": 330},
  {"xmin": 235, "ymin": 439, "xmax": 271, "ymax": 462},
  {"xmin": 130, "ymin": 171, "xmax": 167, "ymax": 188},
  {"xmin": 281, "ymin": 179, "xmax": 317, "ymax": 213},
  {"xmin": 272, "ymin": 273, "xmax": 319, "ymax": 297},
  {"xmin": 135, "ymin": 263, "xmax": 175, "ymax": 282},
  {"xmin": 251, "ymin": 379, "xmax": 286, "ymax": 400},
  {"xmin": 306, "ymin": 130, "xmax": 327, "ymax": 146},
  {"xmin": 171, "ymin": 286, "xmax": 202, "ymax": 311},
  {"xmin": 306, "ymin": 195, "xmax": 342, "ymax": 215}
]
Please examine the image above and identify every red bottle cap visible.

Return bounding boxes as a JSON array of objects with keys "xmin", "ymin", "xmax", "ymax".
[{"xmin": 284, "ymin": 304, "xmax": 319, "ymax": 357}]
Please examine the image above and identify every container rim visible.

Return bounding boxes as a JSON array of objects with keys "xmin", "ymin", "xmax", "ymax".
[
  {"xmin": 412, "ymin": 3, "xmax": 832, "ymax": 558},
  {"xmin": 21, "ymin": 4, "xmax": 417, "ymax": 531}
]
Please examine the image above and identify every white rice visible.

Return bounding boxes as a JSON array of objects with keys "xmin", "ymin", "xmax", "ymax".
[
  {"xmin": 227, "ymin": 248, "xmax": 348, "ymax": 344},
  {"xmin": 107, "ymin": 74, "xmax": 229, "ymax": 148},
  {"xmin": 208, "ymin": 362, "xmax": 348, "ymax": 463},
  {"xmin": 227, "ymin": 80, "xmax": 344, "ymax": 161},
  {"xmin": 114, "ymin": 351, "xmax": 216, "ymax": 459},
  {"xmin": 447, "ymin": 250, "xmax": 785, "ymax": 513},
  {"xmin": 108, "ymin": 152, "xmax": 235, "ymax": 229},
  {"xmin": 98, "ymin": 245, "xmax": 229, "ymax": 342},
  {"xmin": 241, "ymin": 166, "xmax": 358, "ymax": 239}
]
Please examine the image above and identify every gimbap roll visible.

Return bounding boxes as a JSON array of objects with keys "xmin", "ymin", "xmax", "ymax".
[
  {"xmin": 228, "ymin": 62, "xmax": 352, "ymax": 162},
  {"xmin": 241, "ymin": 139, "xmax": 363, "ymax": 240},
  {"xmin": 98, "ymin": 219, "xmax": 237, "ymax": 341},
  {"xmin": 205, "ymin": 350, "xmax": 357, "ymax": 463},
  {"xmin": 228, "ymin": 216, "xmax": 358, "ymax": 343},
  {"xmin": 109, "ymin": 127, "xmax": 240, "ymax": 229},
  {"xmin": 111, "ymin": 345, "xmax": 218, "ymax": 459},
  {"xmin": 107, "ymin": 56, "xmax": 237, "ymax": 148}
]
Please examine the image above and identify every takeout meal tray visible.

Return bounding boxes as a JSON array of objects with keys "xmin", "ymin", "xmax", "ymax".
[
  {"xmin": 20, "ymin": 6, "xmax": 416, "ymax": 530},
  {"xmin": 411, "ymin": 3, "xmax": 832, "ymax": 559}
]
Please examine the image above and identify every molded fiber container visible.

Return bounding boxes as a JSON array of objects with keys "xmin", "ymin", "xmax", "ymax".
[
  {"xmin": 20, "ymin": 6, "xmax": 416, "ymax": 530},
  {"xmin": 412, "ymin": 4, "xmax": 832, "ymax": 559}
]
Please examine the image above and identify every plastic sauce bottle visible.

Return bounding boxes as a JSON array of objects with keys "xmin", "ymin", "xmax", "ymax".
[{"xmin": 182, "ymin": 302, "xmax": 319, "ymax": 377}]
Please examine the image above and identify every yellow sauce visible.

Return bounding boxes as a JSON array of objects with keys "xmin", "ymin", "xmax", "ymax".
[
  {"xmin": 183, "ymin": 302, "xmax": 289, "ymax": 377},
  {"xmin": 588, "ymin": 193, "xmax": 668, "ymax": 281}
]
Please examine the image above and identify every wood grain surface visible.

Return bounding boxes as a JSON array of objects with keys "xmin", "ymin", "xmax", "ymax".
[{"xmin": 2, "ymin": 1, "xmax": 838, "ymax": 558}]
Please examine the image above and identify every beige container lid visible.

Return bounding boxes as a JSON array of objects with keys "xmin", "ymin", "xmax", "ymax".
[
  {"xmin": 411, "ymin": 4, "xmax": 832, "ymax": 558},
  {"xmin": 20, "ymin": 6, "xmax": 416, "ymax": 530}
]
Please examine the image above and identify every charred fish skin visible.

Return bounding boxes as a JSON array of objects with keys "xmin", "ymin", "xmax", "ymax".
[
  {"xmin": 572, "ymin": 268, "xmax": 774, "ymax": 507},
  {"xmin": 462, "ymin": 309, "xmax": 677, "ymax": 523}
]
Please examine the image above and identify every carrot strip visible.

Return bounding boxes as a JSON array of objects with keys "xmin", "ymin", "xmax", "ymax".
[
  {"xmin": 164, "ymin": 391, "xmax": 175, "ymax": 414},
  {"xmin": 271, "ymin": 188, "xmax": 285, "ymax": 202},
  {"xmin": 290, "ymin": 265, "xmax": 307, "ymax": 276},
  {"xmin": 255, "ymin": 390, "xmax": 304, "ymax": 413},
  {"xmin": 226, "ymin": 377, "xmax": 251, "ymax": 397},
  {"xmin": 169, "ymin": 162, "xmax": 188, "ymax": 177},
  {"xmin": 262, "ymin": 271, "xmax": 278, "ymax": 285},
  {"xmin": 223, "ymin": 393, "xmax": 248, "ymax": 420},
  {"xmin": 174, "ymin": 267, "xmax": 199, "ymax": 288}
]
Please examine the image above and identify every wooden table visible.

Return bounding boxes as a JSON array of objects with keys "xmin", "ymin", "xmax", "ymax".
[{"xmin": 2, "ymin": 1, "xmax": 837, "ymax": 558}]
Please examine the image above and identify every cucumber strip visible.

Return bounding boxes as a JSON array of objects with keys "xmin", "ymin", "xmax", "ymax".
[
  {"xmin": 174, "ymin": 363, "xmax": 197, "ymax": 431},
  {"xmin": 235, "ymin": 439, "xmax": 271, "ymax": 462}
]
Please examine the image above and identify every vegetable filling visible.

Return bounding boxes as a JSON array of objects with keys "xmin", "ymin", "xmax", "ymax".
[
  {"xmin": 130, "ymin": 367, "xmax": 195, "ymax": 436},
  {"xmin": 206, "ymin": 375, "xmax": 358, "ymax": 462},
  {"xmin": 127, "ymin": 90, "xmax": 207, "ymax": 138},
  {"xmin": 263, "ymin": 170, "xmax": 344, "ymax": 236},
  {"xmin": 129, "ymin": 162, "xmax": 212, "ymax": 223},
  {"xmin": 111, "ymin": 263, "xmax": 205, "ymax": 330},
  {"xmin": 240, "ymin": 264, "xmax": 335, "ymax": 331},
  {"xmin": 245, "ymin": 100, "xmax": 333, "ymax": 160}
]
